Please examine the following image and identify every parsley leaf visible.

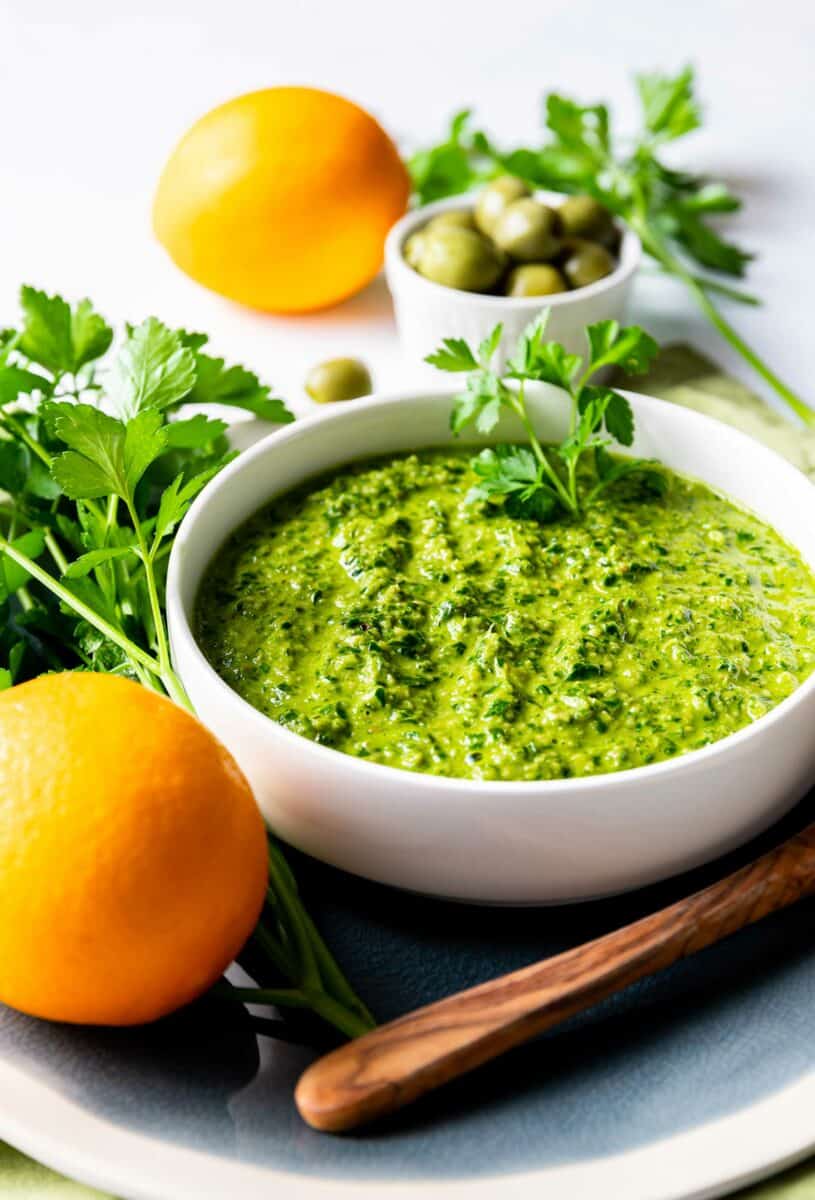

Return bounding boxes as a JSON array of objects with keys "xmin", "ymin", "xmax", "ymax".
[
  {"xmin": 0, "ymin": 529, "xmax": 45, "ymax": 600},
  {"xmin": 18, "ymin": 288, "xmax": 74, "ymax": 375},
  {"xmin": 19, "ymin": 287, "xmax": 112, "ymax": 376},
  {"xmin": 153, "ymin": 466, "xmax": 221, "ymax": 545},
  {"xmin": 429, "ymin": 310, "xmax": 662, "ymax": 520},
  {"xmin": 109, "ymin": 318, "xmax": 197, "ymax": 419},
  {"xmin": 51, "ymin": 405, "xmax": 167, "ymax": 501},
  {"xmin": 507, "ymin": 315, "xmax": 582, "ymax": 389},
  {"xmin": 586, "ymin": 321, "xmax": 659, "ymax": 377},
  {"xmin": 0, "ymin": 364, "xmax": 49, "ymax": 408},
  {"xmin": 451, "ymin": 369, "xmax": 508, "ymax": 435},
  {"xmin": 187, "ymin": 352, "xmax": 293, "ymax": 424},
  {"xmin": 425, "ymin": 338, "xmax": 479, "ymax": 373},
  {"xmin": 165, "ymin": 414, "xmax": 229, "ymax": 449},
  {"xmin": 636, "ymin": 67, "xmax": 700, "ymax": 141},
  {"xmin": 409, "ymin": 68, "xmax": 812, "ymax": 424}
]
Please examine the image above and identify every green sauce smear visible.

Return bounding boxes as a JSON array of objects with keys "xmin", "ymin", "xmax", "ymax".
[{"xmin": 196, "ymin": 449, "xmax": 815, "ymax": 782}]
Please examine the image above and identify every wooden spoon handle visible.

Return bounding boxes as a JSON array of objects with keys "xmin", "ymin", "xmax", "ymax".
[{"xmin": 296, "ymin": 821, "xmax": 815, "ymax": 1133}]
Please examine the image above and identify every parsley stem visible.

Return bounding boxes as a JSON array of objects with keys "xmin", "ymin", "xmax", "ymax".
[
  {"xmin": 1, "ymin": 413, "xmax": 52, "ymax": 468},
  {"xmin": 0, "ymin": 536, "xmax": 162, "ymax": 675},
  {"xmin": 511, "ymin": 385, "xmax": 577, "ymax": 514},
  {"xmin": 43, "ymin": 529, "xmax": 68, "ymax": 575},
  {"xmin": 125, "ymin": 496, "xmax": 189, "ymax": 710},
  {"xmin": 634, "ymin": 217, "xmax": 814, "ymax": 425},
  {"xmin": 228, "ymin": 986, "xmax": 372, "ymax": 1040}
]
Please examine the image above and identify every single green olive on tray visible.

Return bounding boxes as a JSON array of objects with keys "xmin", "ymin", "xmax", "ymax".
[
  {"xmin": 305, "ymin": 358, "xmax": 373, "ymax": 404},
  {"xmin": 403, "ymin": 178, "xmax": 620, "ymax": 297}
]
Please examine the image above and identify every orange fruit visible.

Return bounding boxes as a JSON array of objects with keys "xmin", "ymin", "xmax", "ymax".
[
  {"xmin": 0, "ymin": 673, "xmax": 267, "ymax": 1026},
  {"xmin": 152, "ymin": 86, "xmax": 410, "ymax": 313}
]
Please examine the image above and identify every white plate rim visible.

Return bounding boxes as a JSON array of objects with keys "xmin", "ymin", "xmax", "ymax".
[{"xmin": 0, "ymin": 1050, "xmax": 812, "ymax": 1200}]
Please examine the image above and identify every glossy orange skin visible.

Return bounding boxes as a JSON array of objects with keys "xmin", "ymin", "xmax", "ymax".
[
  {"xmin": 152, "ymin": 87, "xmax": 410, "ymax": 313},
  {"xmin": 0, "ymin": 673, "xmax": 267, "ymax": 1025}
]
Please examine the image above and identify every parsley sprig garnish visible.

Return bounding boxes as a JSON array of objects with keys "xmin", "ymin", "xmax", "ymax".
[
  {"xmin": 410, "ymin": 67, "xmax": 812, "ymax": 425},
  {"xmin": 427, "ymin": 312, "xmax": 663, "ymax": 519},
  {"xmin": 0, "ymin": 285, "xmax": 373, "ymax": 1042}
]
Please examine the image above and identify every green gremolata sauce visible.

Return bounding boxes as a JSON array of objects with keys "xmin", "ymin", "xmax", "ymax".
[{"xmin": 196, "ymin": 450, "xmax": 815, "ymax": 781}]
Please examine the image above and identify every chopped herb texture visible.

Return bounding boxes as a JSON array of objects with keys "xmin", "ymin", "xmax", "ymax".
[{"xmin": 197, "ymin": 449, "xmax": 815, "ymax": 782}]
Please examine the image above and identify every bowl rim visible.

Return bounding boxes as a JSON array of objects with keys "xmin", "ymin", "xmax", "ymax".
[
  {"xmin": 168, "ymin": 386, "xmax": 815, "ymax": 796},
  {"xmin": 384, "ymin": 189, "xmax": 642, "ymax": 310}
]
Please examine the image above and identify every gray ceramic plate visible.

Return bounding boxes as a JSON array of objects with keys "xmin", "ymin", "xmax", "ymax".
[{"xmin": 1, "ymin": 799, "xmax": 815, "ymax": 1200}]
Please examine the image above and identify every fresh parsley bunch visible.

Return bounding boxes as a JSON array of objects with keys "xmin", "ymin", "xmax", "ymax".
[
  {"xmin": 410, "ymin": 68, "xmax": 811, "ymax": 425},
  {"xmin": 0, "ymin": 286, "xmax": 373, "ymax": 1041},
  {"xmin": 427, "ymin": 312, "xmax": 664, "ymax": 519}
]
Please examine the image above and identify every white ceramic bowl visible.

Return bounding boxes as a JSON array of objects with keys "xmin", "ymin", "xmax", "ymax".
[
  {"xmin": 384, "ymin": 192, "xmax": 641, "ymax": 372},
  {"xmin": 167, "ymin": 389, "xmax": 815, "ymax": 905}
]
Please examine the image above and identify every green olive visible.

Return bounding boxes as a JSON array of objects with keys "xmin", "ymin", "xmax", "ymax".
[
  {"xmin": 305, "ymin": 358, "xmax": 372, "ymax": 404},
  {"xmin": 505, "ymin": 263, "xmax": 568, "ymax": 297},
  {"xmin": 557, "ymin": 195, "xmax": 617, "ymax": 247},
  {"xmin": 492, "ymin": 199, "xmax": 560, "ymax": 262},
  {"xmin": 473, "ymin": 176, "xmax": 531, "ymax": 237},
  {"xmin": 416, "ymin": 227, "xmax": 505, "ymax": 292},
  {"xmin": 562, "ymin": 241, "xmax": 616, "ymax": 289},
  {"xmin": 403, "ymin": 230, "xmax": 429, "ymax": 270},
  {"xmin": 423, "ymin": 209, "xmax": 476, "ymax": 234}
]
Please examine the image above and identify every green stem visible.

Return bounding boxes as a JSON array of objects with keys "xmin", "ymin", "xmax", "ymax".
[
  {"xmin": 297, "ymin": 905, "xmax": 376, "ymax": 1028},
  {"xmin": 0, "ymin": 536, "xmax": 162, "ymax": 675},
  {"xmin": 43, "ymin": 529, "xmax": 68, "ymax": 575},
  {"xmin": 1, "ymin": 414, "xmax": 53, "ymax": 467},
  {"xmin": 251, "ymin": 919, "xmax": 298, "ymax": 979},
  {"xmin": 657, "ymin": 267, "xmax": 760, "ymax": 307},
  {"xmin": 125, "ymin": 497, "xmax": 190, "ymax": 710},
  {"xmin": 266, "ymin": 844, "xmax": 320, "ymax": 989},
  {"xmin": 229, "ymin": 985, "xmax": 372, "ymax": 1040},
  {"xmin": 634, "ymin": 217, "xmax": 814, "ymax": 425},
  {"xmin": 16, "ymin": 584, "xmax": 34, "ymax": 613},
  {"xmin": 511, "ymin": 386, "xmax": 577, "ymax": 514}
]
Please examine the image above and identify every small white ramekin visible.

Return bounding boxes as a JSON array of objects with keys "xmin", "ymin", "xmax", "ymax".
[
  {"xmin": 384, "ymin": 191, "xmax": 642, "ymax": 371},
  {"xmin": 168, "ymin": 388, "xmax": 815, "ymax": 905}
]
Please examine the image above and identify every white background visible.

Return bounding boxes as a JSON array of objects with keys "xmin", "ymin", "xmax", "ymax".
[{"xmin": 0, "ymin": 0, "xmax": 812, "ymax": 415}]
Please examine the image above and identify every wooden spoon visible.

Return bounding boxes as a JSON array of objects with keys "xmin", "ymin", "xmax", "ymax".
[{"xmin": 296, "ymin": 821, "xmax": 815, "ymax": 1133}]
